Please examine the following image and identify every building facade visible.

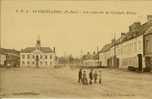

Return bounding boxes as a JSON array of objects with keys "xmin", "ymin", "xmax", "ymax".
[
  {"xmin": 82, "ymin": 51, "xmax": 100, "ymax": 67},
  {"xmin": 99, "ymin": 15, "xmax": 152, "ymax": 71},
  {"xmin": 0, "ymin": 48, "xmax": 20, "ymax": 67},
  {"xmin": 20, "ymin": 38, "xmax": 56, "ymax": 67},
  {"xmin": 0, "ymin": 52, "xmax": 6, "ymax": 66}
]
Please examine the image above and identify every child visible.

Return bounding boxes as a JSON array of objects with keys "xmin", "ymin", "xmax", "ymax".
[
  {"xmin": 82, "ymin": 70, "xmax": 88, "ymax": 85},
  {"xmin": 94, "ymin": 70, "xmax": 98, "ymax": 84},
  {"xmin": 98, "ymin": 70, "xmax": 102, "ymax": 85}
]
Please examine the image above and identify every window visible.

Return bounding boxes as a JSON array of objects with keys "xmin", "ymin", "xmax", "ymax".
[
  {"xmin": 22, "ymin": 61, "xmax": 25, "ymax": 64},
  {"xmin": 45, "ymin": 55, "xmax": 47, "ymax": 59},
  {"xmin": 40, "ymin": 55, "xmax": 43, "ymax": 59},
  {"xmin": 32, "ymin": 61, "xmax": 35, "ymax": 64},
  {"xmin": 33, "ymin": 55, "xmax": 35, "ymax": 59},
  {"xmin": 50, "ymin": 55, "xmax": 52, "ymax": 59},
  {"xmin": 22, "ymin": 55, "xmax": 25, "ymax": 59},
  {"xmin": 45, "ymin": 61, "xmax": 47, "ymax": 65},
  {"xmin": 40, "ymin": 61, "xmax": 42, "ymax": 64},
  {"xmin": 146, "ymin": 40, "xmax": 149, "ymax": 49},
  {"xmin": 138, "ymin": 40, "xmax": 142, "ymax": 50},
  {"xmin": 27, "ymin": 61, "xmax": 30, "ymax": 64},
  {"xmin": 27, "ymin": 54, "xmax": 30, "ymax": 59}
]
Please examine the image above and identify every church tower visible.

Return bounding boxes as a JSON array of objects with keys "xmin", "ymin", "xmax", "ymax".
[{"xmin": 36, "ymin": 35, "xmax": 41, "ymax": 50}]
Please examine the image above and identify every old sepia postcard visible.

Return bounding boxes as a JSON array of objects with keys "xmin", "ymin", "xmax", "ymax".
[{"xmin": 0, "ymin": 0, "xmax": 152, "ymax": 99}]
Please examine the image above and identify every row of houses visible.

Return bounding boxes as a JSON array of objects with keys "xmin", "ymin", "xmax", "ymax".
[
  {"xmin": 0, "ymin": 38, "xmax": 56, "ymax": 68},
  {"xmin": 99, "ymin": 15, "xmax": 152, "ymax": 71}
]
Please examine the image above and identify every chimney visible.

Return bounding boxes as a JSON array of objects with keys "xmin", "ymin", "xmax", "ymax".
[{"xmin": 129, "ymin": 22, "xmax": 141, "ymax": 32}]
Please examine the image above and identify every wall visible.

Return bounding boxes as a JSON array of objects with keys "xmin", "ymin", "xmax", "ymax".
[
  {"xmin": 83, "ymin": 59, "xmax": 99, "ymax": 67},
  {"xmin": 99, "ymin": 35, "xmax": 144, "ymax": 68},
  {"xmin": 144, "ymin": 33, "xmax": 152, "ymax": 56},
  {"xmin": 0, "ymin": 54, "xmax": 6, "ymax": 65},
  {"xmin": 118, "ymin": 35, "xmax": 143, "ymax": 68},
  {"xmin": 20, "ymin": 50, "xmax": 56, "ymax": 67}
]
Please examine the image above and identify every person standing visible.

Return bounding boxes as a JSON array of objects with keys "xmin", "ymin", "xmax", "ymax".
[
  {"xmin": 78, "ymin": 68, "xmax": 83, "ymax": 83},
  {"xmin": 98, "ymin": 70, "xmax": 102, "ymax": 84},
  {"xmin": 89, "ymin": 69, "xmax": 93, "ymax": 84},
  {"xmin": 82, "ymin": 70, "xmax": 88, "ymax": 85},
  {"xmin": 94, "ymin": 70, "xmax": 98, "ymax": 84}
]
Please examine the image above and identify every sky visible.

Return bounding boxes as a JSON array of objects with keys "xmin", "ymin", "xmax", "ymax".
[{"xmin": 1, "ymin": 0, "xmax": 152, "ymax": 57}]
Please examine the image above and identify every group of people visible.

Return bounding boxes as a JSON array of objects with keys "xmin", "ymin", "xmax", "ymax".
[{"xmin": 78, "ymin": 68, "xmax": 102, "ymax": 85}]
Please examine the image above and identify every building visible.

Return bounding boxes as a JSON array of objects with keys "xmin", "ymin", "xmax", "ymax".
[
  {"xmin": 82, "ymin": 51, "xmax": 100, "ymax": 67},
  {"xmin": 99, "ymin": 15, "xmax": 152, "ymax": 71},
  {"xmin": 0, "ymin": 52, "xmax": 6, "ymax": 66},
  {"xmin": 20, "ymin": 38, "xmax": 56, "ymax": 67},
  {"xmin": 0, "ymin": 48, "xmax": 20, "ymax": 67}
]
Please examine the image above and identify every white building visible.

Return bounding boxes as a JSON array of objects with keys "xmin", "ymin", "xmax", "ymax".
[
  {"xmin": 99, "ymin": 15, "xmax": 152, "ymax": 71},
  {"xmin": 20, "ymin": 38, "xmax": 56, "ymax": 67},
  {"xmin": 83, "ymin": 59, "xmax": 99, "ymax": 67},
  {"xmin": 82, "ymin": 52, "xmax": 100, "ymax": 67},
  {"xmin": 0, "ymin": 52, "xmax": 6, "ymax": 66}
]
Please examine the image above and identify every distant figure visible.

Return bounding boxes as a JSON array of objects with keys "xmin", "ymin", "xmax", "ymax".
[
  {"xmin": 93, "ymin": 70, "xmax": 98, "ymax": 84},
  {"xmin": 98, "ymin": 70, "xmax": 102, "ymax": 84},
  {"xmin": 78, "ymin": 68, "xmax": 83, "ymax": 83},
  {"xmin": 89, "ymin": 69, "xmax": 93, "ymax": 84},
  {"xmin": 82, "ymin": 70, "xmax": 88, "ymax": 85}
]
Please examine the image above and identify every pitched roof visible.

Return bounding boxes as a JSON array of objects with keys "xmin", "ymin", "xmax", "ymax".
[
  {"xmin": 0, "ymin": 48, "xmax": 20, "ymax": 57},
  {"xmin": 0, "ymin": 51, "xmax": 6, "ymax": 55},
  {"xmin": 0, "ymin": 48, "xmax": 19, "ymax": 54},
  {"xmin": 100, "ymin": 43, "xmax": 112, "ymax": 53},
  {"xmin": 99, "ymin": 21, "xmax": 152, "ymax": 53},
  {"xmin": 21, "ymin": 47, "xmax": 53, "ymax": 53}
]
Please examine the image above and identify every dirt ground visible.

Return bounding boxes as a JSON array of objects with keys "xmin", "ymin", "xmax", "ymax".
[{"xmin": 0, "ymin": 66, "xmax": 152, "ymax": 99}]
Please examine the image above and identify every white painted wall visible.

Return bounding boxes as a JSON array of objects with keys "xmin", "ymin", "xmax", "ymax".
[
  {"xmin": 99, "ymin": 35, "xmax": 144, "ymax": 68},
  {"xmin": 20, "ymin": 50, "xmax": 56, "ymax": 67},
  {"xmin": 0, "ymin": 54, "xmax": 6, "ymax": 65},
  {"xmin": 83, "ymin": 59, "xmax": 99, "ymax": 67}
]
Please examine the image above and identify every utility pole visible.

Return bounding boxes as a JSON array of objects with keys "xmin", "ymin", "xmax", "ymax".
[
  {"xmin": 97, "ymin": 45, "xmax": 100, "ymax": 67},
  {"xmin": 64, "ymin": 51, "xmax": 66, "ymax": 66},
  {"xmin": 113, "ymin": 32, "xmax": 117, "ymax": 68},
  {"xmin": 80, "ymin": 49, "xmax": 83, "ymax": 66}
]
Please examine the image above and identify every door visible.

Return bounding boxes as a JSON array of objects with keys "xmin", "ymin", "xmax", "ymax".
[
  {"xmin": 138, "ymin": 54, "xmax": 142, "ymax": 72},
  {"xmin": 116, "ymin": 58, "xmax": 119, "ymax": 68},
  {"xmin": 36, "ymin": 55, "xmax": 39, "ymax": 68}
]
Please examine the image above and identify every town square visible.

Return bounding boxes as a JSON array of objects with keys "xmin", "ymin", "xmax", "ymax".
[
  {"xmin": 0, "ymin": 0, "xmax": 152, "ymax": 99},
  {"xmin": 1, "ymin": 67, "xmax": 152, "ymax": 99}
]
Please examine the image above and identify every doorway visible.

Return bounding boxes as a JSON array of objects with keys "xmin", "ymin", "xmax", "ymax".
[
  {"xmin": 137, "ymin": 54, "xmax": 142, "ymax": 72},
  {"xmin": 36, "ymin": 55, "xmax": 39, "ymax": 68}
]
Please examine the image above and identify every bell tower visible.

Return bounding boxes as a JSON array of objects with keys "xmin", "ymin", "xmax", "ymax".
[{"xmin": 36, "ymin": 35, "xmax": 41, "ymax": 49}]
